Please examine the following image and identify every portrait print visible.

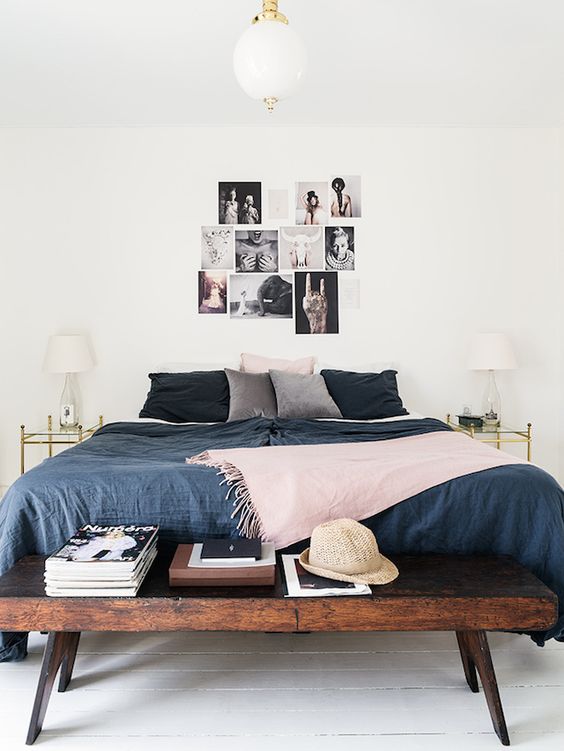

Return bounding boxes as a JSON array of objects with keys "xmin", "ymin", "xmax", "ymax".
[
  {"xmin": 218, "ymin": 182, "xmax": 262, "ymax": 225},
  {"xmin": 330, "ymin": 175, "xmax": 361, "ymax": 218},
  {"xmin": 294, "ymin": 272, "xmax": 339, "ymax": 335},
  {"xmin": 198, "ymin": 271, "xmax": 227, "ymax": 315},
  {"xmin": 201, "ymin": 226, "xmax": 234, "ymax": 269},
  {"xmin": 295, "ymin": 182, "xmax": 329, "ymax": 226},
  {"xmin": 279, "ymin": 226, "xmax": 324, "ymax": 270},
  {"xmin": 229, "ymin": 274, "xmax": 293, "ymax": 319},
  {"xmin": 325, "ymin": 226, "xmax": 355, "ymax": 271},
  {"xmin": 235, "ymin": 229, "xmax": 278, "ymax": 273}
]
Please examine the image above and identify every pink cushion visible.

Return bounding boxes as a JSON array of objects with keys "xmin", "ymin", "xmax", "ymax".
[{"xmin": 240, "ymin": 353, "xmax": 316, "ymax": 375}]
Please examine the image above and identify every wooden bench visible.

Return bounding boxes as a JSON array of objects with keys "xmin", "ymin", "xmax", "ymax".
[{"xmin": 0, "ymin": 551, "xmax": 557, "ymax": 746}]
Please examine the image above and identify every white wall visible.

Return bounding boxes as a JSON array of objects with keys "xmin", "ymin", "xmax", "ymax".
[
  {"xmin": 0, "ymin": 126, "xmax": 561, "ymax": 491},
  {"xmin": 559, "ymin": 128, "xmax": 564, "ymax": 483}
]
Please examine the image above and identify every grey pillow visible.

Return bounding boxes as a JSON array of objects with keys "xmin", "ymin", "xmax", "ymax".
[
  {"xmin": 225, "ymin": 369, "xmax": 277, "ymax": 421},
  {"xmin": 269, "ymin": 370, "xmax": 342, "ymax": 419}
]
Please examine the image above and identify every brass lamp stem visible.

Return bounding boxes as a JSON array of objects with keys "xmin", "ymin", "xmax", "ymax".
[{"xmin": 253, "ymin": 0, "xmax": 289, "ymax": 24}]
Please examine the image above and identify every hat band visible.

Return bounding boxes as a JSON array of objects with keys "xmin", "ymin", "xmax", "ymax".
[{"xmin": 308, "ymin": 554, "xmax": 382, "ymax": 576}]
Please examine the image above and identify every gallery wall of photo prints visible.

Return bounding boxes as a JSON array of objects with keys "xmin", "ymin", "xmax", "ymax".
[{"xmin": 198, "ymin": 177, "xmax": 361, "ymax": 335}]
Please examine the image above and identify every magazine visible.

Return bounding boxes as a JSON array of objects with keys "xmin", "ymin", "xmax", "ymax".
[
  {"xmin": 45, "ymin": 546, "xmax": 158, "ymax": 588},
  {"xmin": 282, "ymin": 554, "xmax": 371, "ymax": 597},
  {"xmin": 45, "ymin": 546, "xmax": 157, "ymax": 597},
  {"xmin": 46, "ymin": 524, "xmax": 158, "ymax": 575}
]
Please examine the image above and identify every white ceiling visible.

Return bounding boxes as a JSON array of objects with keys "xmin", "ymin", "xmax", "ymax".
[{"xmin": 1, "ymin": 0, "xmax": 564, "ymax": 127}]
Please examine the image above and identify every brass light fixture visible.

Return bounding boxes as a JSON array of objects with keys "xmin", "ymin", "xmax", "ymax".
[{"xmin": 233, "ymin": 0, "xmax": 308, "ymax": 112}]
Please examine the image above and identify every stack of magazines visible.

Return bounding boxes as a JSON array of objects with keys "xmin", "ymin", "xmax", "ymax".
[{"xmin": 45, "ymin": 524, "xmax": 159, "ymax": 597}]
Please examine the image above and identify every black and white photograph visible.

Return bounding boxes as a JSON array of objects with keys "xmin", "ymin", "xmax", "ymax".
[
  {"xmin": 279, "ymin": 226, "xmax": 324, "ymax": 270},
  {"xmin": 198, "ymin": 271, "xmax": 227, "ymax": 314},
  {"xmin": 330, "ymin": 175, "xmax": 362, "ymax": 218},
  {"xmin": 218, "ymin": 182, "xmax": 262, "ymax": 225},
  {"xmin": 295, "ymin": 181, "xmax": 329, "ymax": 225},
  {"xmin": 200, "ymin": 226, "xmax": 234, "ymax": 269},
  {"xmin": 325, "ymin": 226, "xmax": 355, "ymax": 270},
  {"xmin": 235, "ymin": 229, "xmax": 278, "ymax": 273},
  {"xmin": 294, "ymin": 271, "xmax": 339, "ymax": 335},
  {"xmin": 229, "ymin": 273, "xmax": 293, "ymax": 319}
]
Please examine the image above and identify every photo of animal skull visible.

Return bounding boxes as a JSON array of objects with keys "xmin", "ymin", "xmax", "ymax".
[
  {"xmin": 201, "ymin": 226, "xmax": 234, "ymax": 270},
  {"xmin": 279, "ymin": 226, "xmax": 324, "ymax": 271}
]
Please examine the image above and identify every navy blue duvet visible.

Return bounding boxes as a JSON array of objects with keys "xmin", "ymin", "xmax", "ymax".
[{"xmin": 1, "ymin": 417, "xmax": 562, "ymax": 661}]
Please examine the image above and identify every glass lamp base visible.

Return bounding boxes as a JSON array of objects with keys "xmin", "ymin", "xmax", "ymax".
[
  {"xmin": 482, "ymin": 370, "xmax": 501, "ymax": 426},
  {"xmin": 59, "ymin": 373, "xmax": 80, "ymax": 429}
]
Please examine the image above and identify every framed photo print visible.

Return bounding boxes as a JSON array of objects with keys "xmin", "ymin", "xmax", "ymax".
[
  {"xmin": 294, "ymin": 271, "xmax": 339, "ymax": 335},
  {"xmin": 330, "ymin": 175, "xmax": 361, "ymax": 218},
  {"xmin": 279, "ymin": 226, "xmax": 324, "ymax": 270},
  {"xmin": 218, "ymin": 182, "xmax": 262, "ymax": 225},
  {"xmin": 198, "ymin": 271, "xmax": 227, "ymax": 314},
  {"xmin": 295, "ymin": 181, "xmax": 329, "ymax": 225},
  {"xmin": 230, "ymin": 274, "xmax": 293, "ymax": 319},
  {"xmin": 235, "ymin": 229, "xmax": 278, "ymax": 273},
  {"xmin": 200, "ymin": 226, "xmax": 234, "ymax": 270},
  {"xmin": 325, "ymin": 226, "xmax": 355, "ymax": 271}
]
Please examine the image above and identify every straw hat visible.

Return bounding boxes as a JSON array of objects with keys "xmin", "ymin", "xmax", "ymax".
[{"xmin": 299, "ymin": 518, "xmax": 399, "ymax": 585}]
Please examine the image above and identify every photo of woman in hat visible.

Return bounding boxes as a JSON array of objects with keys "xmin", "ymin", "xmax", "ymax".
[{"xmin": 295, "ymin": 181, "xmax": 328, "ymax": 225}]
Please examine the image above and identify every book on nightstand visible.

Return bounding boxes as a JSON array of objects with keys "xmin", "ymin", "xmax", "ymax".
[{"xmin": 169, "ymin": 543, "xmax": 276, "ymax": 587}]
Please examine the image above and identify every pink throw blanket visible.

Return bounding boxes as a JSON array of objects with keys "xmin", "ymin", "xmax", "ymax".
[{"xmin": 187, "ymin": 431, "xmax": 526, "ymax": 549}]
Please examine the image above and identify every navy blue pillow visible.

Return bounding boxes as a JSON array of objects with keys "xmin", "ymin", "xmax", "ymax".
[
  {"xmin": 320, "ymin": 369, "xmax": 408, "ymax": 420},
  {"xmin": 139, "ymin": 372, "xmax": 229, "ymax": 423}
]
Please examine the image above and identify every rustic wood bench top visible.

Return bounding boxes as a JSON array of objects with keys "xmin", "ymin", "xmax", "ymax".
[
  {"xmin": 0, "ymin": 551, "xmax": 557, "ymax": 633},
  {"xmin": 0, "ymin": 551, "xmax": 557, "ymax": 747}
]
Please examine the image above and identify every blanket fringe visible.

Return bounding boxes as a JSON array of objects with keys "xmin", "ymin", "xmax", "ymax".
[{"xmin": 187, "ymin": 452, "xmax": 264, "ymax": 539}]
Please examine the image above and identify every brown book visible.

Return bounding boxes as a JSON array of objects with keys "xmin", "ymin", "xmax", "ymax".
[{"xmin": 169, "ymin": 544, "xmax": 275, "ymax": 587}]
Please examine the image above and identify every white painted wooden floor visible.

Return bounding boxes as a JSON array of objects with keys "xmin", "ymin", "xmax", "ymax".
[{"xmin": 0, "ymin": 630, "xmax": 563, "ymax": 750}]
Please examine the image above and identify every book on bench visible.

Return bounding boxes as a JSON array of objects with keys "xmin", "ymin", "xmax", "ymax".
[
  {"xmin": 169, "ymin": 543, "xmax": 276, "ymax": 587},
  {"xmin": 200, "ymin": 538, "xmax": 262, "ymax": 563}
]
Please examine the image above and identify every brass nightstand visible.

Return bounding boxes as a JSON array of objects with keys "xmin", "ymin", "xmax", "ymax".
[
  {"xmin": 20, "ymin": 415, "xmax": 103, "ymax": 475},
  {"xmin": 446, "ymin": 414, "xmax": 532, "ymax": 461}
]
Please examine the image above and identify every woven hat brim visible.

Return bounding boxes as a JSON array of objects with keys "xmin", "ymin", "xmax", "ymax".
[{"xmin": 298, "ymin": 548, "xmax": 399, "ymax": 586}]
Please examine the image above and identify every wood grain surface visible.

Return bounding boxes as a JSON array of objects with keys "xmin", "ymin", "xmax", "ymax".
[{"xmin": 0, "ymin": 551, "xmax": 556, "ymax": 634}]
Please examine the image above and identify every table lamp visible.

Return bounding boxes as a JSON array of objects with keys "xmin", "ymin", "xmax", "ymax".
[
  {"xmin": 468, "ymin": 333, "xmax": 517, "ymax": 426},
  {"xmin": 43, "ymin": 335, "xmax": 95, "ymax": 428}
]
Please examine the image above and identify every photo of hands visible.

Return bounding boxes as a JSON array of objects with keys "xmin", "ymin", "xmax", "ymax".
[
  {"xmin": 294, "ymin": 271, "xmax": 339, "ymax": 335},
  {"xmin": 235, "ymin": 230, "xmax": 278, "ymax": 273}
]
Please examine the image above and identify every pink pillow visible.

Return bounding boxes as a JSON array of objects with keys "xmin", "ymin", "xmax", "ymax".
[{"xmin": 240, "ymin": 353, "xmax": 316, "ymax": 375}]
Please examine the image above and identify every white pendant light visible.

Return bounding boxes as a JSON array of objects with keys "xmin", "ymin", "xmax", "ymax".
[{"xmin": 233, "ymin": 0, "xmax": 307, "ymax": 113}]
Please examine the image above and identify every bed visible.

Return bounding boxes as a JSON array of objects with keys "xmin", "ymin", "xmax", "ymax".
[{"xmin": 1, "ymin": 413, "xmax": 563, "ymax": 662}]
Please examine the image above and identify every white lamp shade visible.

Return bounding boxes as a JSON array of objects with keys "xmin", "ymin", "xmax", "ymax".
[
  {"xmin": 468, "ymin": 333, "xmax": 517, "ymax": 371},
  {"xmin": 233, "ymin": 20, "xmax": 307, "ymax": 101},
  {"xmin": 44, "ymin": 335, "xmax": 95, "ymax": 373}
]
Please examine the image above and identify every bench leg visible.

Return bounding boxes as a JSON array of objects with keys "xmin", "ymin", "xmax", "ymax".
[
  {"xmin": 456, "ymin": 631, "xmax": 479, "ymax": 692},
  {"xmin": 58, "ymin": 632, "xmax": 81, "ymax": 692},
  {"xmin": 457, "ymin": 629, "xmax": 510, "ymax": 746},
  {"xmin": 26, "ymin": 631, "xmax": 80, "ymax": 745}
]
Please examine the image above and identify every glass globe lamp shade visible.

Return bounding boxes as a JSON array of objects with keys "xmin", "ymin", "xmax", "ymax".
[{"xmin": 233, "ymin": 20, "xmax": 307, "ymax": 108}]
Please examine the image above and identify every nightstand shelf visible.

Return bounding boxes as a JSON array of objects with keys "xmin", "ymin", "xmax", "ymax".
[
  {"xmin": 446, "ymin": 414, "xmax": 532, "ymax": 461},
  {"xmin": 20, "ymin": 415, "xmax": 103, "ymax": 475}
]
